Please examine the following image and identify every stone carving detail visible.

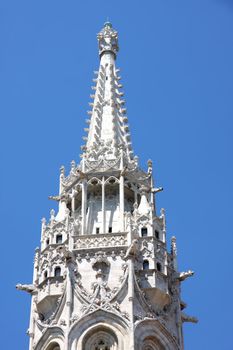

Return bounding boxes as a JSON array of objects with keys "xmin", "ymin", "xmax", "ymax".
[
  {"xmin": 16, "ymin": 284, "xmax": 36, "ymax": 294},
  {"xmin": 19, "ymin": 23, "xmax": 196, "ymax": 350},
  {"xmin": 73, "ymin": 233, "xmax": 127, "ymax": 250},
  {"xmin": 72, "ymin": 260, "xmax": 129, "ymax": 322},
  {"xmin": 97, "ymin": 22, "xmax": 119, "ymax": 57}
]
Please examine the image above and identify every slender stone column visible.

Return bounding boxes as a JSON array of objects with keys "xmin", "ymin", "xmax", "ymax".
[
  {"xmin": 150, "ymin": 175, "xmax": 155, "ymax": 214},
  {"xmin": 65, "ymin": 262, "xmax": 73, "ymax": 350},
  {"xmin": 71, "ymin": 189, "xmax": 76, "ymax": 213},
  {"xmin": 119, "ymin": 147, "xmax": 125, "ymax": 231},
  {"xmin": 119, "ymin": 175, "xmax": 124, "ymax": 231},
  {"xmin": 102, "ymin": 176, "xmax": 106, "ymax": 233},
  {"xmin": 127, "ymin": 221, "xmax": 135, "ymax": 350},
  {"xmin": 134, "ymin": 189, "xmax": 137, "ymax": 205},
  {"xmin": 81, "ymin": 180, "xmax": 87, "ymax": 235}
]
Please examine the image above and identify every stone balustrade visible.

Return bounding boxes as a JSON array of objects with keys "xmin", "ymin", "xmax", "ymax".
[{"xmin": 73, "ymin": 232, "xmax": 128, "ymax": 250}]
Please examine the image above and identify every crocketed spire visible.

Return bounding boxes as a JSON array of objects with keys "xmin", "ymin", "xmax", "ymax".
[{"xmin": 81, "ymin": 23, "xmax": 133, "ymax": 162}]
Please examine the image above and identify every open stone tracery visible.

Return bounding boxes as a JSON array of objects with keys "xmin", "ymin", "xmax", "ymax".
[{"xmin": 17, "ymin": 22, "xmax": 197, "ymax": 350}]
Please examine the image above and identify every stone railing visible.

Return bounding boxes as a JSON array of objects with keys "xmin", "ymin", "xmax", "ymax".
[{"xmin": 73, "ymin": 232, "xmax": 128, "ymax": 250}]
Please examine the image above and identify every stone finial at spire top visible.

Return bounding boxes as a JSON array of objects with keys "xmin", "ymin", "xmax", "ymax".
[{"xmin": 97, "ymin": 22, "xmax": 119, "ymax": 58}]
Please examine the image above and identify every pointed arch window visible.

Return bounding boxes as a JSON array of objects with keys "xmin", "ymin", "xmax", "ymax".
[
  {"xmin": 94, "ymin": 339, "xmax": 110, "ymax": 350},
  {"xmin": 56, "ymin": 234, "xmax": 62, "ymax": 244},
  {"xmin": 141, "ymin": 227, "xmax": 148, "ymax": 237},
  {"xmin": 46, "ymin": 343, "xmax": 60, "ymax": 350},
  {"xmin": 155, "ymin": 230, "xmax": 160, "ymax": 239},
  {"xmin": 143, "ymin": 260, "xmax": 149, "ymax": 270},
  {"xmin": 83, "ymin": 327, "xmax": 118, "ymax": 350},
  {"xmin": 54, "ymin": 266, "xmax": 61, "ymax": 277}
]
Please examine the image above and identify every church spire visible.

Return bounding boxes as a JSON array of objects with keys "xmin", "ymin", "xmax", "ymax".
[
  {"xmin": 81, "ymin": 22, "xmax": 133, "ymax": 162},
  {"xmin": 17, "ymin": 24, "xmax": 197, "ymax": 350}
]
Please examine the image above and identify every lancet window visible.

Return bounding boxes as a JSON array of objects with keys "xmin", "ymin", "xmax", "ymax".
[
  {"xmin": 56, "ymin": 234, "xmax": 62, "ymax": 244},
  {"xmin": 141, "ymin": 227, "xmax": 148, "ymax": 237},
  {"xmin": 156, "ymin": 262, "xmax": 162, "ymax": 272},
  {"xmin": 143, "ymin": 260, "xmax": 149, "ymax": 270},
  {"xmin": 54, "ymin": 266, "xmax": 61, "ymax": 277}
]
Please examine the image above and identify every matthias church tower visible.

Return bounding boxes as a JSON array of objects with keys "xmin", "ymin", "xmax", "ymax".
[{"xmin": 17, "ymin": 23, "xmax": 197, "ymax": 350}]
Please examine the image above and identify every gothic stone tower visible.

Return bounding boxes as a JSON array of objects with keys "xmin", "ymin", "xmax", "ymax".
[{"xmin": 17, "ymin": 22, "xmax": 197, "ymax": 350}]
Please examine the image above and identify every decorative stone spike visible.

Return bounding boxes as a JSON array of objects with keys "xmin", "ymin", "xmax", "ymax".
[
  {"xmin": 50, "ymin": 209, "xmax": 55, "ymax": 221},
  {"xmin": 71, "ymin": 160, "xmax": 76, "ymax": 171},
  {"xmin": 100, "ymin": 72, "xmax": 105, "ymax": 80},
  {"xmin": 60, "ymin": 165, "xmax": 65, "ymax": 176}
]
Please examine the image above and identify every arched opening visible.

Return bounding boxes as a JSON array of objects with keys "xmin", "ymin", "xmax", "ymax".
[
  {"xmin": 141, "ymin": 227, "xmax": 148, "ymax": 237},
  {"xmin": 54, "ymin": 266, "xmax": 61, "ymax": 277},
  {"xmin": 56, "ymin": 234, "xmax": 62, "ymax": 244},
  {"xmin": 154, "ymin": 230, "xmax": 160, "ymax": 239},
  {"xmin": 46, "ymin": 342, "xmax": 60, "ymax": 350},
  {"xmin": 143, "ymin": 260, "xmax": 149, "ymax": 270},
  {"xmin": 156, "ymin": 262, "xmax": 162, "ymax": 272},
  {"xmin": 142, "ymin": 336, "xmax": 165, "ymax": 350},
  {"xmin": 82, "ymin": 327, "xmax": 118, "ymax": 350},
  {"xmin": 44, "ymin": 270, "xmax": 48, "ymax": 279}
]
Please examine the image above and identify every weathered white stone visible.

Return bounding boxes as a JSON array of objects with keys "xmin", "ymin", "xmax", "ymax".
[{"xmin": 17, "ymin": 22, "xmax": 197, "ymax": 350}]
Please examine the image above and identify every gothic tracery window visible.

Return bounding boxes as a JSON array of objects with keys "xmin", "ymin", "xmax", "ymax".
[
  {"xmin": 83, "ymin": 328, "xmax": 117, "ymax": 350},
  {"xmin": 94, "ymin": 339, "xmax": 110, "ymax": 350}
]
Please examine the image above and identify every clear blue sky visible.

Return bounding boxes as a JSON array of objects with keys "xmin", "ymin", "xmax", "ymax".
[{"xmin": 1, "ymin": 0, "xmax": 232, "ymax": 349}]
